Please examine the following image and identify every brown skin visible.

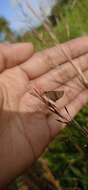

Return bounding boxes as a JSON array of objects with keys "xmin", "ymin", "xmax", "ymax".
[{"xmin": 0, "ymin": 37, "xmax": 88, "ymax": 188}]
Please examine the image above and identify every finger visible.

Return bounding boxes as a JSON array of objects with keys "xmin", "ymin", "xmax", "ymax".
[
  {"xmin": 55, "ymin": 69, "xmax": 88, "ymax": 110},
  {"xmin": 20, "ymin": 36, "xmax": 88, "ymax": 79},
  {"xmin": 0, "ymin": 43, "xmax": 34, "ymax": 72},
  {"xmin": 29, "ymin": 53, "xmax": 88, "ymax": 93},
  {"xmin": 47, "ymin": 89, "xmax": 88, "ymax": 139}
]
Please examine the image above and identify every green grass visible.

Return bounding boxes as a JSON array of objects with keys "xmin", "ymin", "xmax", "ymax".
[
  {"xmin": 44, "ymin": 105, "xmax": 88, "ymax": 190},
  {"xmin": 20, "ymin": 0, "xmax": 88, "ymax": 49}
]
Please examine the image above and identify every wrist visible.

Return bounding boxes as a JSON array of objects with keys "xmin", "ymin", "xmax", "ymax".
[{"xmin": 0, "ymin": 117, "xmax": 34, "ymax": 188}]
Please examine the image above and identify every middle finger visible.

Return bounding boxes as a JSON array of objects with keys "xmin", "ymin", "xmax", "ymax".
[{"xmin": 29, "ymin": 53, "xmax": 88, "ymax": 93}]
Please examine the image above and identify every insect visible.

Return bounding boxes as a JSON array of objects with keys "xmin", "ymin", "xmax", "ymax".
[{"xmin": 43, "ymin": 90, "xmax": 64, "ymax": 102}]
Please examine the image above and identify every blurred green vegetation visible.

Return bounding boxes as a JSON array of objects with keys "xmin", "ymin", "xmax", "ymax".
[
  {"xmin": 16, "ymin": 0, "xmax": 88, "ymax": 50},
  {"xmin": 44, "ymin": 105, "xmax": 88, "ymax": 190},
  {"xmin": 0, "ymin": 17, "xmax": 14, "ymax": 42},
  {"xmin": 1, "ymin": 0, "xmax": 88, "ymax": 189}
]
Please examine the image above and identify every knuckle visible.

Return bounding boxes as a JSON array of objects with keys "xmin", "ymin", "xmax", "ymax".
[
  {"xmin": 81, "ymin": 35, "xmax": 88, "ymax": 41},
  {"xmin": 64, "ymin": 42, "xmax": 73, "ymax": 58},
  {"xmin": 28, "ymin": 42, "xmax": 34, "ymax": 53},
  {"xmin": 41, "ymin": 51, "xmax": 55, "ymax": 69}
]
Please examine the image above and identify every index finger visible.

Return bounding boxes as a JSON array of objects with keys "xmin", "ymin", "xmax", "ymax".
[
  {"xmin": 0, "ymin": 43, "xmax": 34, "ymax": 72},
  {"xmin": 20, "ymin": 36, "xmax": 88, "ymax": 79}
]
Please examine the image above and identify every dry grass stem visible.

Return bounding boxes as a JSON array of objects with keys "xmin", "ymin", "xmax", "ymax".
[
  {"xmin": 71, "ymin": 0, "xmax": 78, "ymax": 9},
  {"xmin": 18, "ymin": 1, "xmax": 88, "ymax": 89},
  {"xmin": 18, "ymin": 0, "xmax": 88, "ymax": 141},
  {"xmin": 33, "ymin": 88, "xmax": 88, "ymax": 141},
  {"xmin": 25, "ymin": 0, "xmax": 58, "ymax": 43},
  {"xmin": 59, "ymin": 46, "xmax": 88, "ymax": 88},
  {"xmin": 31, "ymin": 5, "xmax": 88, "ymax": 88},
  {"xmin": 33, "ymin": 88, "xmax": 68, "ymax": 123}
]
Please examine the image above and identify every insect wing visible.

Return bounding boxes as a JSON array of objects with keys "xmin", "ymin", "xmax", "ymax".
[{"xmin": 44, "ymin": 90, "xmax": 64, "ymax": 102}]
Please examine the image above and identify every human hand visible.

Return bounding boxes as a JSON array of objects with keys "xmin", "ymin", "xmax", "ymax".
[{"xmin": 0, "ymin": 37, "xmax": 88, "ymax": 188}]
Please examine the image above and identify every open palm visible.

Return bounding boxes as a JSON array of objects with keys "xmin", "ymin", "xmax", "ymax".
[{"xmin": 0, "ymin": 37, "xmax": 88, "ymax": 188}]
